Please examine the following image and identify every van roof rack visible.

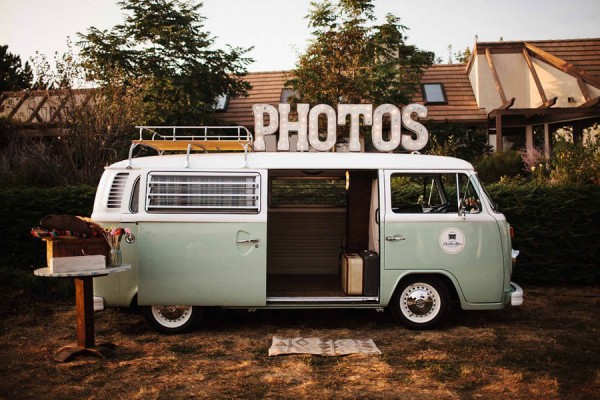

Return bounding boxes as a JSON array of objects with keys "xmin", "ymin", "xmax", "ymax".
[{"xmin": 128, "ymin": 126, "xmax": 254, "ymax": 168}]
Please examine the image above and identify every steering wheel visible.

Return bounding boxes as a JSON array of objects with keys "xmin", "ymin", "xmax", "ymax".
[{"xmin": 430, "ymin": 202, "xmax": 450, "ymax": 213}]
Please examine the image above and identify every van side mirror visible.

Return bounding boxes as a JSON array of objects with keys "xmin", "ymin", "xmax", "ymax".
[{"xmin": 458, "ymin": 199, "xmax": 467, "ymax": 219}]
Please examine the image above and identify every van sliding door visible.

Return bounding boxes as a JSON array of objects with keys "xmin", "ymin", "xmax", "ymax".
[{"xmin": 137, "ymin": 171, "xmax": 267, "ymax": 307}]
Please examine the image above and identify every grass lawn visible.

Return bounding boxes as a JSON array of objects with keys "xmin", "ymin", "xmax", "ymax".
[{"xmin": 0, "ymin": 285, "xmax": 598, "ymax": 399}]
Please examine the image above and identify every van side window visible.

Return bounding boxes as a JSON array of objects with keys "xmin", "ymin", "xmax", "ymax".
[
  {"xmin": 270, "ymin": 177, "xmax": 346, "ymax": 207},
  {"xmin": 146, "ymin": 172, "xmax": 260, "ymax": 213},
  {"xmin": 391, "ymin": 173, "xmax": 480, "ymax": 214},
  {"xmin": 129, "ymin": 177, "xmax": 140, "ymax": 213}
]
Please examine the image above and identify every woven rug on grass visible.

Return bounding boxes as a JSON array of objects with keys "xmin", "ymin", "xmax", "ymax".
[{"xmin": 268, "ymin": 336, "xmax": 381, "ymax": 356}]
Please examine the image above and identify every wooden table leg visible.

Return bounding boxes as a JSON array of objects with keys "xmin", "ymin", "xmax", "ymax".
[{"xmin": 54, "ymin": 276, "xmax": 115, "ymax": 362}]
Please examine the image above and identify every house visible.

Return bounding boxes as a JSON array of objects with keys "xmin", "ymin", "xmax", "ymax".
[
  {"xmin": 2, "ymin": 38, "xmax": 599, "ymax": 154},
  {"xmin": 468, "ymin": 39, "xmax": 600, "ymax": 154}
]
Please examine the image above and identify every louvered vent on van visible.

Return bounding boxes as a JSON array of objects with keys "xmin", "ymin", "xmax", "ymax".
[{"xmin": 107, "ymin": 173, "xmax": 129, "ymax": 208}]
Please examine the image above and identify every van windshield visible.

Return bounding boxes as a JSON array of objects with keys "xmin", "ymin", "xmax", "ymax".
[{"xmin": 476, "ymin": 176, "xmax": 500, "ymax": 213}]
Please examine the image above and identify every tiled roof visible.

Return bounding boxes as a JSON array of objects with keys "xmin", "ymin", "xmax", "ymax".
[
  {"xmin": 218, "ymin": 66, "xmax": 487, "ymax": 126},
  {"xmin": 217, "ymin": 71, "xmax": 292, "ymax": 127},
  {"xmin": 472, "ymin": 38, "xmax": 600, "ymax": 81},
  {"xmin": 529, "ymin": 39, "xmax": 600, "ymax": 79},
  {"xmin": 411, "ymin": 64, "xmax": 487, "ymax": 123}
]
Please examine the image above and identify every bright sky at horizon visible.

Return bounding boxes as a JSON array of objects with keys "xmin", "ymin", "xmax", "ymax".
[{"xmin": 1, "ymin": 0, "xmax": 599, "ymax": 73}]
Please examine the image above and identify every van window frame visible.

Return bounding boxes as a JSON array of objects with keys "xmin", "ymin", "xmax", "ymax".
[{"xmin": 144, "ymin": 171, "xmax": 262, "ymax": 214}]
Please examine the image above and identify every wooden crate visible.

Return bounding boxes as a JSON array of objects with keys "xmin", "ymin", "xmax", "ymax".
[{"xmin": 46, "ymin": 238, "xmax": 110, "ymax": 267}]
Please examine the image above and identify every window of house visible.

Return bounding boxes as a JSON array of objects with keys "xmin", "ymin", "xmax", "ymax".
[
  {"xmin": 146, "ymin": 172, "xmax": 260, "ymax": 213},
  {"xmin": 422, "ymin": 83, "xmax": 447, "ymax": 104}
]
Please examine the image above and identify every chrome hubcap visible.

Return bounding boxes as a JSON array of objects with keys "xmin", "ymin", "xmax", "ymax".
[
  {"xmin": 400, "ymin": 283, "xmax": 440, "ymax": 323},
  {"xmin": 152, "ymin": 305, "xmax": 192, "ymax": 328},
  {"xmin": 406, "ymin": 288, "xmax": 434, "ymax": 315}
]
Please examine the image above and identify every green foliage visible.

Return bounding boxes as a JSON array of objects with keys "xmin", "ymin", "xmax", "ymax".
[
  {"xmin": 1, "ymin": 182, "xmax": 597, "ymax": 296},
  {"xmin": 78, "ymin": 0, "xmax": 253, "ymax": 125},
  {"xmin": 0, "ymin": 44, "xmax": 33, "ymax": 91},
  {"xmin": 425, "ymin": 122, "xmax": 491, "ymax": 162},
  {"xmin": 454, "ymin": 46, "xmax": 471, "ymax": 64},
  {"xmin": 486, "ymin": 180, "xmax": 600, "ymax": 284},
  {"xmin": 475, "ymin": 151, "xmax": 524, "ymax": 183},
  {"xmin": 0, "ymin": 185, "xmax": 96, "ymax": 269},
  {"xmin": 549, "ymin": 136, "xmax": 600, "ymax": 184},
  {"xmin": 288, "ymin": 0, "xmax": 433, "ymax": 107},
  {"xmin": 0, "ymin": 185, "xmax": 96, "ymax": 298}
]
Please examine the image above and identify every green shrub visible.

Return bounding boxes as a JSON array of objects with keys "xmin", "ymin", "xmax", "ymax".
[
  {"xmin": 1, "ymin": 182, "xmax": 597, "ymax": 295},
  {"xmin": 0, "ymin": 185, "xmax": 97, "ymax": 270},
  {"xmin": 486, "ymin": 179, "xmax": 599, "ymax": 284},
  {"xmin": 475, "ymin": 151, "xmax": 524, "ymax": 183}
]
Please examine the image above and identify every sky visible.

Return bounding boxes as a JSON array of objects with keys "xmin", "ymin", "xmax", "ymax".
[{"xmin": 1, "ymin": 0, "xmax": 599, "ymax": 72}]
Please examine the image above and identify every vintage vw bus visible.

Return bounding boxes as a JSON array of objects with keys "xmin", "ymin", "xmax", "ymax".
[{"xmin": 92, "ymin": 113, "xmax": 523, "ymax": 333}]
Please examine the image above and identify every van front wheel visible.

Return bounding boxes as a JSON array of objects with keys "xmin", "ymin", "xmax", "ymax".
[
  {"xmin": 143, "ymin": 305, "xmax": 203, "ymax": 333},
  {"xmin": 390, "ymin": 277, "xmax": 450, "ymax": 330}
]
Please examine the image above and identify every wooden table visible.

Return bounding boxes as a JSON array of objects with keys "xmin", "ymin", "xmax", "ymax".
[{"xmin": 34, "ymin": 265, "xmax": 131, "ymax": 362}]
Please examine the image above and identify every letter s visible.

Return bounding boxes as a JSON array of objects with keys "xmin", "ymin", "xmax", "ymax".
[{"xmin": 401, "ymin": 104, "xmax": 428, "ymax": 152}]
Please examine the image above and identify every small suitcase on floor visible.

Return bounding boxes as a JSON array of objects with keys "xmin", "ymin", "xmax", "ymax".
[
  {"xmin": 360, "ymin": 250, "xmax": 380, "ymax": 297},
  {"xmin": 342, "ymin": 253, "xmax": 363, "ymax": 295}
]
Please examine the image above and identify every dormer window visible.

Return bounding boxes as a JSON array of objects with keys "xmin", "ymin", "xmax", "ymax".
[
  {"xmin": 214, "ymin": 94, "xmax": 229, "ymax": 111},
  {"xmin": 422, "ymin": 83, "xmax": 447, "ymax": 104}
]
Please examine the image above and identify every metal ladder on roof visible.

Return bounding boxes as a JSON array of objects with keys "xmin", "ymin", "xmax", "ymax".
[{"xmin": 127, "ymin": 125, "xmax": 254, "ymax": 168}]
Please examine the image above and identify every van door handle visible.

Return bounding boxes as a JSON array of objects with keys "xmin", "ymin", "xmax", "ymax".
[
  {"xmin": 237, "ymin": 238, "xmax": 260, "ymax": 244},
  {"xmin": 386, "ymin": 235, "xmax": 406, "ymax": 241}
]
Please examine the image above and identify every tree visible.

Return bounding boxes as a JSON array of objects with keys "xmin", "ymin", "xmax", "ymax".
[
  {"xmin": 455, "ymin": 47, "xmax": 472, "ymax": 64},
  {"xmin": 0, "ymin": 45, "xmax": 33, "ymax": 91},
  {"xmin": 288, "ymin": 0, "xmax": 434, "ymax": 108},
  {"xmin": 425, "ymin": 121, "xmax": 491, "ymax": 162},
  {"xmin": 78, "ymin": 0, "xmax": 253, "ymax": 125}
]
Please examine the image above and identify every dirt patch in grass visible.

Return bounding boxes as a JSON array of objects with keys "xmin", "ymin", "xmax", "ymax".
[{"xmin": 0, "ymin": 285, "xmax": 598, "ymax": 399}]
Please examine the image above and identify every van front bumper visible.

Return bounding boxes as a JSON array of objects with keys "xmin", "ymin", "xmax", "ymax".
[{"xmin": 508, "ymin": 282, "xmax": 524, "ymax": 306}]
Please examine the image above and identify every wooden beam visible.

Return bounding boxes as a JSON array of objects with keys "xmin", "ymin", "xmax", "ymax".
[
  {"xmin": 524, "ymin": 42, "xmax": 600, "ymax": 89},
  {"xmin": 522, "ymin": 48, "xmax": 548, "ymax": 104},
  {"xmin": 495, "ymin": 111, "xmax": 503, "ymax": 151},
  {"xmin": 577, "ymin": 77, "xmax": 592, "ymax": 102},
  {"xmin": 538, "ymin": 96, "xmax": 558, "ymax": 109},
  {"xmin": 49, "ymin": 93, "xmax": 71, "ymax": 123},
  {"xmin": 578, "ymin": 96, "xmax": 600, "ymax": 108},
  {"xmin": 7, "ymin": 92, "xmax": 30, "ymax": 120},
  {"xmin": 25, "ymin": 92, "xmax": 50, "ymax": 124},
  {"xmin": 485, "ymin": 48, "xmax": 508, "ymax": 105},
  {"xmin": 499, "ymin": 97, "xmax": 515, "ymax": 110}
]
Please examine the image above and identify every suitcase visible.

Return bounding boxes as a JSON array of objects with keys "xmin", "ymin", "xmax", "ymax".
[
  {"xmin": 360, "ymin": 250, "xmax": 380, "ymax": 297},
  {"xmin": 342, "ymin": 253, "xmax": 363, "ymax": 295}
]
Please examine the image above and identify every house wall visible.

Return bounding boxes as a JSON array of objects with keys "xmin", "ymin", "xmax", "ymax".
[
  {"xmin": 471, "ymin": 51, "xmax": 600, "ymax": 112},
  {"xmin": 532, "ymin": 58, "xmax": 595, "ymax": 107}
]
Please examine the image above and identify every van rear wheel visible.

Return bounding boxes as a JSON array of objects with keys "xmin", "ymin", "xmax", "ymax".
[
  {"xmin": 143, "ymin": 305, "xmax": 203, "ymax": 333},
  {"xmin": 390, "ymin": 277, "xmax": 450, "ymax": 330}
]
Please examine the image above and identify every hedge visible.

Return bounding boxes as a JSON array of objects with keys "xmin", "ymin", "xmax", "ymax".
[
  {"xmin": 486, "ymin": 181, "xmax": 599, "ymax": 284},
  {"xmin": 0, "ymin": 185, "xmax": 97, "ymax": 297},
  {"xmin": 1, "ymin": 183, "xmax": 598, "ymax": 288}
]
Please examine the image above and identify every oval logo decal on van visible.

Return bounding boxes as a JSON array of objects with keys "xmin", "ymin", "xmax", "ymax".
[{"xmin": 439, "ymin": 228, "xmax": 466, "ymax": 254}]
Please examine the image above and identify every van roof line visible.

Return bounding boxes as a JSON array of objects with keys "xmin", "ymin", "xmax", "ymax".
[{"xmin": 119, "ymin": 151, "xmax": 474, "ymax": 171}]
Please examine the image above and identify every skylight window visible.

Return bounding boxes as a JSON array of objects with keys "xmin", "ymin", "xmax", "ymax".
[
  {"xmin": 214, "ymin": 94, "xmax": 229, "ymax": 111},
  {"xmin": 422, "ymin": 83, "xmax": 447, "ymax": 104}
]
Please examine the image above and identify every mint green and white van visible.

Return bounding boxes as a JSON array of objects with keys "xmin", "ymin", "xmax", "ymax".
[{"xmin": 92, "ymin": 126, "xmax": 523, "ymax": 333}]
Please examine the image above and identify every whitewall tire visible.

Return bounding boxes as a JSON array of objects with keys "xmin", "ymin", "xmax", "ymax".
[
  {"xmin": 390, "ymin": 277, "xmax": 451, "ymax": 330},
  {"xmin": 143, "ymin": 305, "xmax": 203, "ymax": 333}
]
